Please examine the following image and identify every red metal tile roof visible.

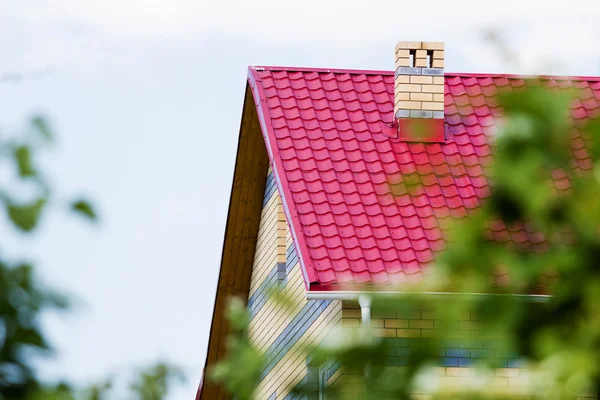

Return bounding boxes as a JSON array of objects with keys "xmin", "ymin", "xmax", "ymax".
[{"xmin": 248, "ymin": 66, "xmax": 600, "ymax": 292}]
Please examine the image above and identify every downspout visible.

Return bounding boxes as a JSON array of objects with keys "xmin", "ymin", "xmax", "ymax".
[
  {"xmin": 358, "ymin": 294, "xmax": 372, "ymax": 327},
  {"xmin": 358, "ymin": 294, "xmax": 372, "ymax": 381}
]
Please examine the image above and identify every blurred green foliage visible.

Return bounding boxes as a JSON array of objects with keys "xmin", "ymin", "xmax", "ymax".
[
  {"xmin": 0, "ymin": 117, "xmax": 184, "ymax": 399},
  {"xmin": 129, "ymin": 363, "xmax": 187, "ymax": 400},
  {"xmin": 210, "ymin": 298, "xmax": 264, "ymax": 400},
  {"xmin": 211, "ymin": 83, "xmax": 600, "ymax": 399}
]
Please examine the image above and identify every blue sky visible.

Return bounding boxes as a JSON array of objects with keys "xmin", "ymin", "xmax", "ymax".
[{"xmin": 1, "ymin": 1, "xmax": 599, "ymax": 398}]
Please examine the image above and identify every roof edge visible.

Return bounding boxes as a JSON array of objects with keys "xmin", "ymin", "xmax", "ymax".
[
  {"xmin": 247, "ymin": 67, "xmax": 317, "ymax": 290},
  {"xmin": 306, "ymin": 291, "xmax": 552, "ymax": 302},
  {"xmin": 198, "ymin": 82, "xmax": 271, "ymax": 400},
  {"xmin": 249, "ymin": 65, "xmax": 600, "ymax": 81}
]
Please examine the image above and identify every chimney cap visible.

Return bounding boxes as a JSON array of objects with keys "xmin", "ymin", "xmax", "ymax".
[{"xmin": 395, "ymin": 41, "xmax": 445, "ymax": 52}]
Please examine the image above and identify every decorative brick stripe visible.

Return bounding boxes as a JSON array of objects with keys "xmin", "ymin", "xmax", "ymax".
[
  {"xmin": 394, "ymin": 68, "xmax": 444, "ymax": 78},
  {"xmin": 286, "ymin": 241, "xmax": 299, "ymax": 274},
  {"xmin": 248, "ymin": 170, "xmax": 284, "ymax": 319},
  {"xmin": 385, "ymin": 337, "xmax": 521, "ymax": 368},
  {"xmin": 263, "ymin": 171, "xmax": 277, "ymax": 207},
  {"xmin": 249, "ymin": 240, "xmax": 335, "ymax": 386},
  {"xmin": 343, "ymin": 302, "xmax": 521, "ymax": 369},
  {"xmin": 247, "ymin": 242, "xmax": 300, "ymax": 320},
  {"xmin": 260, "ymin": 299, "xmax": 332, "ymax": 380},
  {"xmin": 247, "ymin": 264, "xmax": 278, "ymax": 319}
]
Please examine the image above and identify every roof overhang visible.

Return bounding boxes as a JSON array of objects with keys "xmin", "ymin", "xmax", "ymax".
[{"xmin": 199, "ymin": 82, "xmax": 271, "ymax": 400}]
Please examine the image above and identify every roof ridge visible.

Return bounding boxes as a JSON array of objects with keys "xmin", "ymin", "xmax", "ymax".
[
  {"xmin": 251, "ymin": 65, "xmax": 392, "ymax": 76},
  {"xmin": 250, "ymin": 66, "xmax": 600, "ymax": 81}
]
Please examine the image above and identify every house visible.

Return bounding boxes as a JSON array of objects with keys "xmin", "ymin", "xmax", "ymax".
[{"xmin": 198, "ymin": 41, "xmax": 600, "ymax": 399}]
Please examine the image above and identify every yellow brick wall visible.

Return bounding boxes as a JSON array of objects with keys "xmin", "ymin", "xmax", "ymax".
[
  {"xmin": 341, "ymin": 300, "xmax": 597, "ymax": 399},
  {"xmin": 254, "ymin": 298, "xmax": 341, "ymax": 399},
  {"xmin": 247, "ymin": 170, "xmax": 342, "ymax": 399}
]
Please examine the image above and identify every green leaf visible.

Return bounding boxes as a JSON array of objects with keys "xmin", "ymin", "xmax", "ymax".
[
  {"xmin": 29, "ymin": 382, "xmax": 76, "ymax": 400},
  {"xmin": 17, "ymin": 327, "xmax": 48, "ymax": 350},
  {"xmin": 14, "ymin": 145, "xmax": 36, "ymax": 177},
  {"xmin": 86, "ymin": 379, "xmax": 113, "ymax": 400},
  {"xmin": 225, "ymin": 297, "xmax": 250, "ymax": 332},
  {"xmin": 70, "ymin": 199, "xmax": 97, "ymax": 221},
  {"xmin": 31, "ymin": 115, "xmax": 53, "ymax": 142},
  {"xmin": 8, "ymin": 198, "xmax": 46, "ymax": 232}
]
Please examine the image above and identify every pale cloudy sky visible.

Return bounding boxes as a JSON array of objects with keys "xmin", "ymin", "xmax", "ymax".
[{"xmin": 1, "ymin": 0, "xmax": 599, "ymax": 399}]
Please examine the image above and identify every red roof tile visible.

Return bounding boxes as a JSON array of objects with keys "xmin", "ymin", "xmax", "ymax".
[{"xmin": 248, "ymin": 66, "xmax": 600, "ymax": 292}]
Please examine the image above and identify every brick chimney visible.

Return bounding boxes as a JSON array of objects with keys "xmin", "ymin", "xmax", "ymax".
[{"xmin": 394, "ymin": 41, "xmax": 445, "ymax": 142}]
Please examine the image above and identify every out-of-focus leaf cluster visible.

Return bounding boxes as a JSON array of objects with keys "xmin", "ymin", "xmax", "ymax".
[
  {"xmin": 0, "ymin": 116, "xmax": 98, "ymax": 399},
  {"xmin": 129, "ymin": 362, "xmax": 187, "ymax": 400},
  {"xmin": 212, "ymin": 83, "xmax": 600, "ymax": 399},
  {"xmin": 210, "ymin": 298, "xmax": 265, "ymax": 400},
  {"xmin": 0, "ymin": 116, "xmax": 184, "ymax": 399}
]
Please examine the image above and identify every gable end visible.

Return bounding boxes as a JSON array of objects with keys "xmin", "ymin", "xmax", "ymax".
[{"xmin": 200, "ymin": 83, "xmax": 270, "ymax": 400}]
